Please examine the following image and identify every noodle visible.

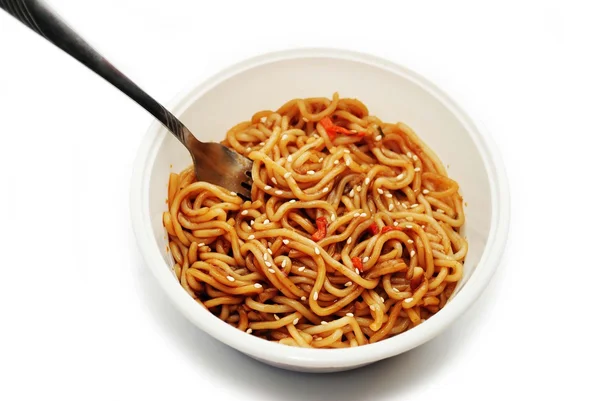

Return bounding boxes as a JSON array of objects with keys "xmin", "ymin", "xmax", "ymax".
[{"xmin": 163, "ymin": 93, "xmax": 467, "ymax": 348}]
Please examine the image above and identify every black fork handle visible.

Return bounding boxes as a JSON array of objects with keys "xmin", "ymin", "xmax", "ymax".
[{"xmin": 0, "ymin": 0, "xmax": 189, "ymax": 144}]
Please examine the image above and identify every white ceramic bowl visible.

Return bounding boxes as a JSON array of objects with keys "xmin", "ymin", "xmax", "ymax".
[{"xmin": 130, "ymin": 48, "xmax": 510, "ymax": 373}]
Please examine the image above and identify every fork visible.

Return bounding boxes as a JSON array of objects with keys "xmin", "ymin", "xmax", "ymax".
[{"xmin": 0, "ymin": 0, "xmax": 254, "ymax": 199}]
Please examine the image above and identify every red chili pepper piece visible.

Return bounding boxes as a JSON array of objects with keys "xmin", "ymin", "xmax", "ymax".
[
  {"xmin": 320, "ymin": 116, "xmax": 359, "ymax": 139},
  {"xmin": 351, "ymin": 256, "xmax": 364, "ymax": 272},
  {"xmin": 320, "ymin": 117, "xmax": 337, "ymax": 139},
  {"xmin": 311, "ymin": 216, "xmax": 328, "ymax": 241},
  {"xmin": 368, "ymin": 223, "xmax": 380, "ymax": 235},
  {"xmin": 381, "ymin": 226, "xmax": 402, "ymax": 234}
]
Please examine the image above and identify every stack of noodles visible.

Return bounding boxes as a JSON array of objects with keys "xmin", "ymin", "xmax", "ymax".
[{"xmin": 163, "ymin": 93, "xmax": 467, "ymax": 348}]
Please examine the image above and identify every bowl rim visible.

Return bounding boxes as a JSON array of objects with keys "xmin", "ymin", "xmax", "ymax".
[{"xmin": 130, "ymin": 47, "xmax": 510, "ymax": 369}]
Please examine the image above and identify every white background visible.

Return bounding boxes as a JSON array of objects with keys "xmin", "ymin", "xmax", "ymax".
[{"xmin": 1, "ymin": 0, "xmax": 599, "ymax": 399}]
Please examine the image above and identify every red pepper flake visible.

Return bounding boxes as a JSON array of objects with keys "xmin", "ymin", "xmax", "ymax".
[
  {"xmin": 381, "ymin": 226, "xmax": 402, "ymax": 234},
  {"xmin": 351, "ymin": 256, "xmax": 364, "ymax": 272},
  {"xmin": 368, "ymin": 223, "xmax": 380, "ymax": 235},
  {"xmin": 320, "ymin": 116, "xmax": 359, "ymax": 139},
  {"xmin": 311, "ymin": 216, "xmax": 328, "ymax": 241}
]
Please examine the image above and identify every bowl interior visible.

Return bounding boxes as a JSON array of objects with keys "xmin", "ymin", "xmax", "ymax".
[
  {"xmin": 142, "ymin": 52, "xmax": 494, "ymax": 370},
  {"xmin": 150, "ymin": 55, "xmax": 491, "ymax": 287}
]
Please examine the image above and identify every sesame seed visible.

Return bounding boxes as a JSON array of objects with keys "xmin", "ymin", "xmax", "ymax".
[
  {"xmin": 282, "ymin": 260, "xmax": 287, "ymax": 268},
  {"xmin": 250, "ymin": 220, "xmax": 255, "ymax": 226},
  {"xmin": 370, "ymin": 304, "xmax": 376, "ymax": 310},
  {"xmin": 360, "ymin": 212, "xmax": 367, "ymax": 217},
  {"xmin": 264, "ymin": 219, "xmax": 270, "ymax": 224},
  {"xmin": 344, "ymin": 149, "xmax": 350, "ymax": 154},
  {"xmin": 230, "ymin": 191, "xmax": 237, "ymax": 196},
  {"xmin": 266, "ymin": 263, "xmax": 273, "ymax": 269},
  {"xmin": 354, "ymin": 212, "xmax": 360, "ymax": 217},
  {"xmin": 307, "ymin": 170, "xmax": 315, "ymax": 175},
  {"xmin": 362, "ymin": 256, "xmax": 369, "ymax": 263},
  {"xmin": 385, "ymin": 193, "xmax": 393, "ymax": 199},
  {"xmin": 411, "ymin": 204, "xmax": 419, "ymax": 208},
  {"xmin": 377, "ymin": 188, "xmax": 384, "ymax": 194},
  {"xmin": 406, "ymin": 224, "xmax": 413, "ymax": 229},
  {"xmin": 321, "ymin": 321, "xmax": 327, "ymax": 325},
  {"xmin": 260, "ymin": 116, "xmax": 267, "ymax": 123},
  {"xmin": 346, "ymin": 313, "xmax": 354, "ymax": 317},
  {"xmin": 227, "ymin": 275, "xmax": 235, "ymax": 282},
  {"xmin": 375, "ymin": 135, "xmax": 382, "ymax": 141},
  {"xmin": 246, "ymin": 328, "xmax": 253, "ymax": 334},
  {"xmin": 345, "ymin": 281, "xmax": 352, "ymax": 287},
  {"xmin": 380, "ymin": 296, "xmax": 385, "ymax": 303},
  {"xmin": 315, "ymin": 247, "xmax": 320, "ymax": 255},
  {"xmin": 388, "ymin": 204, "xmax": 394, "ymax": 211},
  {"xmin": 263, "ymin": 253, "xmax": 268, "ymax": 261},
  {"xmin": 422, "ymin": 189, "xmax": 430, "ymax": 194},
  {"xmin": 302, "ymin": 117, "xmax": 309, "ymax": 122},
  {"xmin": 331, "ymin": 213, "xmax": 336, "ymax": 221},
  {"xmin": 268, "ymin": 268, "xmax": 275, "ymax": 273},
  {"xmin": 356, "ymin": 186, "xmax": 362, "ymax": 192},
  {"xmin": 246, "ymin": 147, "xmax": 252, "ymax": 153},
  {"xmin": 407, "ymin": 151, "xmax": 413, "ymax": 158},
  {"xmin": 267, "ymin": 249, "xmax": 273, "ymax": 255},
  {"xmin": 301, "ymin": 296, "xmax": 307, "ymax": 301},
  {"xmin": 355, "ymin": 268, "xmax": 360, "ymax": 275},
  {"xmin": 396, "ymin": 173, "xmax": 405, "ymax": 180},
  {"xmin": 282, "ymin": 134, "xmax": 288, "ymax": 141},
  {"xmin": 283, "ymin": 239, "xmax": 290, "ymax": 245},
  {"xmin": 334, "ymin": 160, "xmax": 340, "ymax": 165},
  {"xmin": 406, "ymin": 216, "xmax": 414, "ymax": 221},
  {"xmin": 414, "ymin": 167, "xmax": 421, "ymax": 172},
  {"xmin": 275, "ymin": 190, "xmax": 283, "ymax": 195},
  {"xmin": 274, "ymin": 314, "xmax": 280, "ymax": 320},
  {"xmin": 404, "ymin": 297, "xmax": 414, "ymax": 303},
  {"xmin": 402, "ymin": 203, "xmax": 409, "ymax": 209},
  {"xmin": 410, "ymin": 250, "xmax": 416, "ymax": 257},
  {"xmin": 298, "ymin": 266, "xmax": 305, "ymax": 272},
  {"xmin": 436, "ymin": 209, "xmax": 445, "ymax": 214},
  {"xmin": 284, "ymin": 172, "xmax": 291, "ymax": 179},
  {"xmin": 365, "ymin": 177, "xmax": 371, "ymax": 185},
  {"xmin": 248, "ymin": 235, "xmax": 255, "ymax": 240},
  {"xmin": 289, "ymin": 200, "xmax": 296, "ymax": 203},
  {"xmin": 259, "ymin": 142, "xmax": 265, "ymax": 146},
  {"xmin": 393, "ymin": 221, "xmax": 399, "ymax": 227},
  {"xmin": 241, "ymin": 210, "xmax": 249, "ymax": 215},
  {"xmin": 408, "ymin": 239, "xmax": 414, "ymax": 244},
  {"xmin": 322, "ymin": 187, "xmax": 329, "ymax": 193},
  {"xmin": 345, "ymin": 159, "xmax": 351, "ymax": 166},
  {"xmin": 318, "ymin": 157, "xmax": 324, "ymax": 162},
  {"xmin": 264, "ymin": 185, "xmax": 272, "ymax": 190},
  {"xmin": 287, "ymin": 155, "xmax": 293, "ymax": 163},
  {"xmin": 270, "ymin": 178, "xmax": 276, "ymax": 185},
  {"xmin": 198, "ymin": 243, "xmax": 205, "ymax": 247},
  {"xmin": 313, "ymin": 292, "xmax": 318, "ymax": 300},
  {"xmin": 349, "ymin": 189, "xmax": 355, "ymax": 197},
  {"xmin": 421, "ymin": 225, "xmax": 425, "ymax": 229},
  {"xmin": 392, "ymin": 288, "xmax": 400, "ymax": 293},
  {"xmin": 412, "ymin": 155, "xmax": 418, "ymax": 161},
  {"xmin": 293, "ymin": 318, "xmax": 299, "ymax": 325},
  {"xmin": 254, "ymin": 283, "xmax": 262, "ymax": 288},
  {"xmin": 347, "ymin": 237, "xmax": 352, "ymax": 244},
  {"xmin": 314, "ymin": 337, "xmax": 323, "ymax": 341}
]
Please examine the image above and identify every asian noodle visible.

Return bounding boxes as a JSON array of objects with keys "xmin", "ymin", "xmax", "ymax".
[{"xmin": 163, "ymin": 93, "xmax": 467, "ymax": 348}]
